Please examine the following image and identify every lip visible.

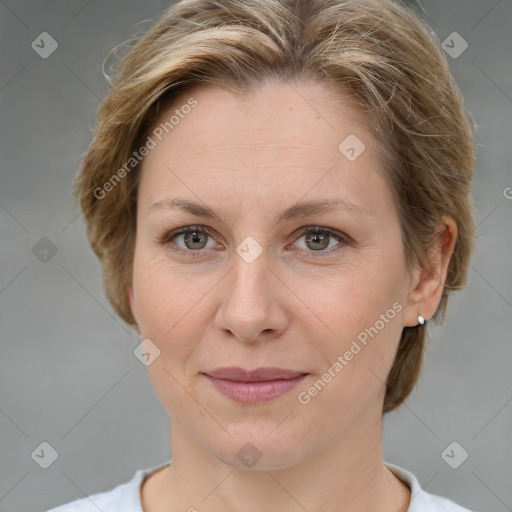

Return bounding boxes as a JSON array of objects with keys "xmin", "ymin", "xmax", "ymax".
[{"xmin": 203, "ymin": 367, "xmax": 308, "ymax": 404}]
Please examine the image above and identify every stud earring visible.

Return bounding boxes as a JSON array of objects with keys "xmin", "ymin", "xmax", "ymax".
[{"xmin": 417, "ymin": 315, "xmax": 425, "ymax": 325}]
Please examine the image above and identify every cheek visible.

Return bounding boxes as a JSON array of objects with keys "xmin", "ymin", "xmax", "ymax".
[
  {"xmin": 291, "ymin": 246, "xmax": 405, "ymax": 387},
  {"xmin": 131, "ymin": 257, "xmax": 199, "ymax": 387},
  {"xmin": 133, "ymin": 247, "xmax": 207, "ymax": 336},
  {"xmin": 294, "ymin": 275, "xmax": 403, "ymax": 431},
  {"xmin": 291, "ymin": 252, "xmax": 403, "ymax": 338},
  {"xmin": 132, "ymin": 253, "xmax": 207, "ymax": 414}
]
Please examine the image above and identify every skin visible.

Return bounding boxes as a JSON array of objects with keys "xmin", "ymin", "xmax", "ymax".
[{"xmin": 128, "ymin": 80, "xmax": 457, "ymax": 512}]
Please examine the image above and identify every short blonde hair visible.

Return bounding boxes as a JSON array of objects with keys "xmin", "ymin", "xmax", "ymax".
[{"xmin": 74, "ymin": 0, "xmax": 477, "ymax": 413}]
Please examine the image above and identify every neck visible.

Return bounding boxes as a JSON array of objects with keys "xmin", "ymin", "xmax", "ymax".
[{"xmin": 146, "ymin": 400, "xmax": 410, "ymax": 512}]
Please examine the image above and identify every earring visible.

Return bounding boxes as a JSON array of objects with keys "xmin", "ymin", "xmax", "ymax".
[{"xmin": 417, "ymin": 315, "xmax": 425, "ymax": 325}]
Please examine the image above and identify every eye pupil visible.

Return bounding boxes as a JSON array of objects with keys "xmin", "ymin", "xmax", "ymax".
[
  {"xmin": 305, "ymin": 232, "xmax": 329, "ymax": 251},
  {"xmin": 184, "ymin": 231, "xmax": 207, "ymax": 249}
]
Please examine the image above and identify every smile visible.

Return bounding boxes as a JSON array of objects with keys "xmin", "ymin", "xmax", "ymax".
[{"xmin": 203, "ymin": 367, "xmax": 309, "ymax": 404}]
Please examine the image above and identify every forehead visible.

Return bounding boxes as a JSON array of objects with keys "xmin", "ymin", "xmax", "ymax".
[
  {"xmin": 145, "ymin": 79, "xmax": 372, "ymax": 158},
  {"xmin": 137, "ymin": 80, "xmax": 391, "ymax": 219}
]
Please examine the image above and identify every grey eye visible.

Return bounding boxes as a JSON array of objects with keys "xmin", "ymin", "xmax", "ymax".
[
  {"xmin": 304, "ymin": 231, "xmax": 331, "ymax": 251},
  {"xmin": 182, "ymin": 230, "xmax": 209, "ymax": 250}
]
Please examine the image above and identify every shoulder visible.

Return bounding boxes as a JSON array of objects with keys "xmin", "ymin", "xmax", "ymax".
[
  {"xmin": 385, "ymin": 462, "xmax": 473, "ymax": 512},
  {"xmin": 45, "ymin": 477, "xmax": 138, "ymax": 512},
  {"xmin": 46, "ymin": 460, "xmax": 171, "ymax": 512}
]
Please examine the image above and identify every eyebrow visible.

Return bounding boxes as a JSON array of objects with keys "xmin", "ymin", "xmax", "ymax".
[{"xmin": 149, "ymin": 197, "xmax": 372, "ymax": 222}]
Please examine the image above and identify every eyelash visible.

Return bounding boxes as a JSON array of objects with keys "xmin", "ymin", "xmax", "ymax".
[{"xmin": 160, "ymin": 225, "xmax": 351, "ymax": 258}]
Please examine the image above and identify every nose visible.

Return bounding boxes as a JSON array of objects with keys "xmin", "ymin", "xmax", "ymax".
[{"xmin": 213, "ymin": 249, "xmax": 291, "ymax": 343}]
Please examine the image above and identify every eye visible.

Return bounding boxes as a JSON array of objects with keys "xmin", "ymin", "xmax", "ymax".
[
  {"xmin": 291, "ymin": 226, "xmax": 350, "ymax": 255},
  {"xmin": 162, "ymin": 226, "xmax": 218, "ymax": 256},
  {"xmin": 161, "ymin": 225, "xmax": 351, "ymax": 258}
]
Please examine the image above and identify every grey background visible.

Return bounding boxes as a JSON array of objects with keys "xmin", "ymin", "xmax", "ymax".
[{"xmin": 1, "ymin": 1, "xmax": 511, "ymax": 511}]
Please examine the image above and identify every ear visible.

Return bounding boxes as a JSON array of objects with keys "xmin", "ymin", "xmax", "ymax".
[{"xmin": 402, "ymin": 217, "xmax": 457, "ymax": 327}]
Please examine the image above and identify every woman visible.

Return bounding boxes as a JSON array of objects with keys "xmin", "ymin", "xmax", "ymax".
[{"xmin": 48, "ymin": 0, "xmax": 476, "ymax": 510}]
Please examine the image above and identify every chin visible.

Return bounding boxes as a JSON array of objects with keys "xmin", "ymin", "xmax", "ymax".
[{"xmin": 202, "ymin": 423, "xmax": 308, "ymax": 471}]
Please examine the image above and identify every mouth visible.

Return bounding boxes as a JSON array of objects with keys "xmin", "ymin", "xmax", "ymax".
[{"xmin": 202, "ymin": 367, "xmax": 309, "ymax": 404}]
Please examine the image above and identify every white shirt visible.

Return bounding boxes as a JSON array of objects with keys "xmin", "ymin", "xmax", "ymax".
[{"xmin": 47, "ymin": 460, "xmax": 473, "ymax": 511}]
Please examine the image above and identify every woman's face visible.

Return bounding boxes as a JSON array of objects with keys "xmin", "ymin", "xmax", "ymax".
[{"xmin": 129, "ymin": 80, "xmax": 420, "ymax": 469}]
